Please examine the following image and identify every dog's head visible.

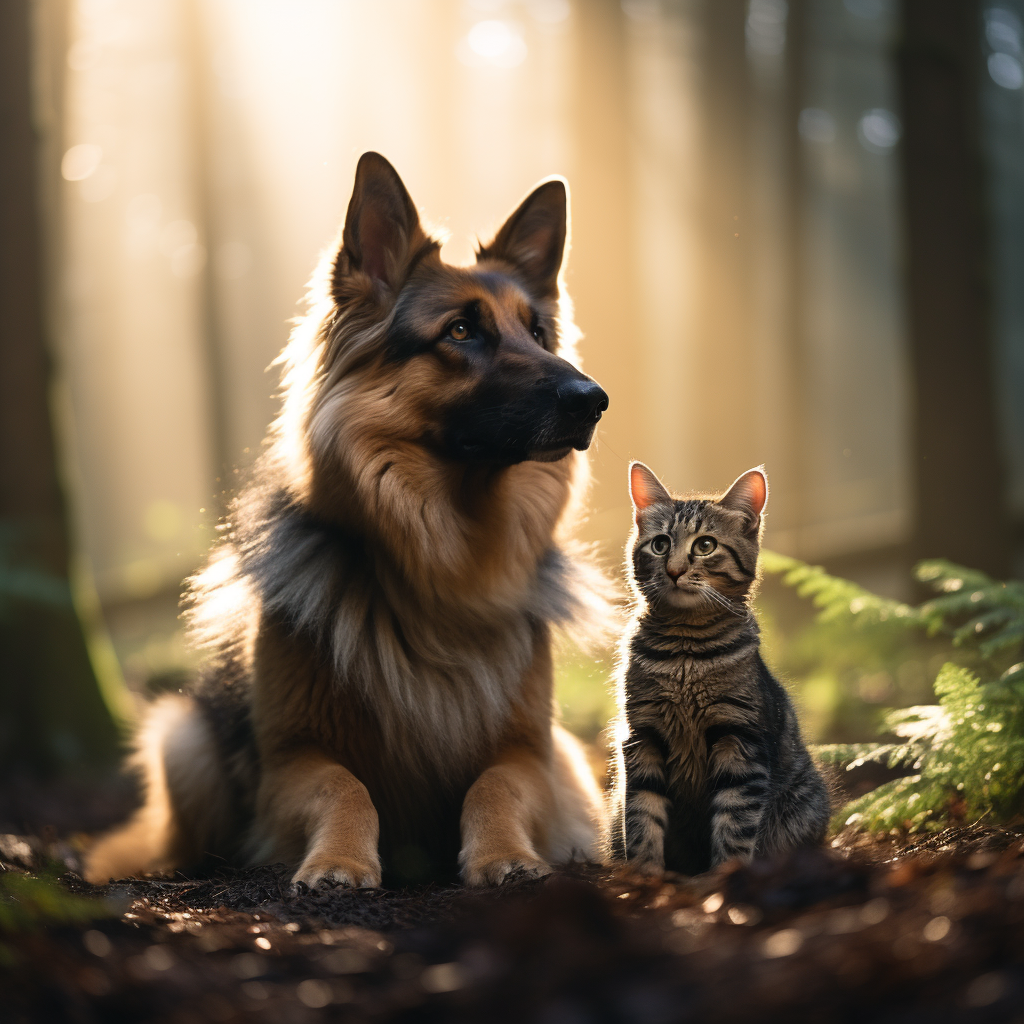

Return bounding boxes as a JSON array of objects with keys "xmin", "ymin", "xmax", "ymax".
[{"xmin": 317, "ymin": 152, "xmax": 607, "ymax": 466}]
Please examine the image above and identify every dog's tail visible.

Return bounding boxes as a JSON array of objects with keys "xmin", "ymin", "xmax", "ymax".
[{"xmin": 84, "ymin": 693, "xmax": 226, "ymax": 884}]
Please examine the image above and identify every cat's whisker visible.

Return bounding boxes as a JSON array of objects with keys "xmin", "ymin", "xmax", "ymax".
[{"xmin": 698, "ymin": 583, "xmax": 747, "ymax": 617}]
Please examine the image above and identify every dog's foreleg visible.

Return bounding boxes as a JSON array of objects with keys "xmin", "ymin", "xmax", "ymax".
[
  {"xmin": 256, "ymin": 750, "xmax": 381, "ymax": 889},
  {"xmin": 459, "ymin": 747, "xmax": 554, "ymax": 886}
]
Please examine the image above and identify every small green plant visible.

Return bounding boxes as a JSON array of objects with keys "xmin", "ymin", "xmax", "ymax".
[
  {"xmin": 755, "ymin": 553, "xmax": 946, "ymax": 745},
  {"xmin": 762, "ymin": 553, "xmax": 1024, "ymax": 833},
  {"xmin": 0, "ymin": 869, "xmax": 112, "ymax": 967},
  {"xmin": 0, "ymin": 871, "xmax": 107, "ymax": 932}
]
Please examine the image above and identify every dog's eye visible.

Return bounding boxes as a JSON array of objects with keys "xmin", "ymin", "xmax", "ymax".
[
  {"xmin": 693, "ymin": 536, "xmax": 717, "ymax": 556},
  {"xmin": 532, "ymin": 326, "xmax": 544, "ymax": 342},
  {"xmin": 650, "ymin": 535, "xmax": 671, "ymax": 556},
  {"xmin": 448, "ymin": 320, "xmax": 471, "ymax": 342}
]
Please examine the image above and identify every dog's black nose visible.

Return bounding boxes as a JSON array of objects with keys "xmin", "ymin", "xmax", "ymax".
[{"xmin": 558, "ymin": 380, "xmax": 609, "ymax": 423}]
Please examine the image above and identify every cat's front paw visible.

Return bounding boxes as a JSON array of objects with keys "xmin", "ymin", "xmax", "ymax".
[
  {"xmin": 290, "ymin": 855, "xmax": 381, "ymax": 892},
  {"xmin": 461, "ymin": 854, "xmax": 551, "ymax": 887},
  {"xmin": 709, "ymin": 848, "xmax": 756, "ymax": 871}
]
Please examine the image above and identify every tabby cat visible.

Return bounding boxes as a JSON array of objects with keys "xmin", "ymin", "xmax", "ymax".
[{"xmin": 607, "ymin": 462, "xmax": 829, "ymax": 875}]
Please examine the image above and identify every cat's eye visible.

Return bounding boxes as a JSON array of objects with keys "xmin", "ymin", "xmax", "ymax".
[
  {"xmin": 448, "ymin": 320, "xmax": 471, "ymax": 341},
  {"xmin": 693, "ymin": 536, "xmax": 717, "ymax": 556},
  {"xmin": 649, "ymin": 535, "xmax": 671, "ymax": 556}
]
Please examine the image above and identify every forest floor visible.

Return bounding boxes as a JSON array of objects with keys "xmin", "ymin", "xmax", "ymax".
[{"xmin": 4, "ymin": 815, "xmax": 1024, "ymax": 1024}]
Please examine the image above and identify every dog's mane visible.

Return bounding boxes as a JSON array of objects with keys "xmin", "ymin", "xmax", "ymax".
[
  {"xmin": 186, "ymin": 484, "xmax": 609, "ymax": 773},
  {"xmin": 185, "ymin": 266, "xmax": 612, "ymax": 770}
]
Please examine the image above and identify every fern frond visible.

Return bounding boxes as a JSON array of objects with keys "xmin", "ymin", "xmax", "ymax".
[
  {"xmin": 810, "ymin": 743, "xmax": 884, "ymax": 765},
  {"xmin": 1000, "ymin": 662, "xmax": 1024, "ymax": 687},
  {"xmin": 768, "ymin": 553, "xmax": 1024, "ymax": 834},
  {"xmin": 917, "ymin": 561, "xmax": 1024, "ymax": 661},
  {"xmin": 760, "ymin": 551, "xmax": 920, "ymax": 630}
]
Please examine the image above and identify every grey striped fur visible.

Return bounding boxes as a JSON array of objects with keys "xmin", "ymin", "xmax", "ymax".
[{"xmin": 607, "ymin": 463, "xmax": 829, "ymax": 875}]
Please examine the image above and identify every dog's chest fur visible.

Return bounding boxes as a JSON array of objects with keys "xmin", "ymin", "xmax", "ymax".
[
  {"xmin": 192, "ymin": 492, "xmax": 582, "ymax": 879},
  {"xmin": 240, "ymin": 495, "xmax": 556, "ymax": 726}
]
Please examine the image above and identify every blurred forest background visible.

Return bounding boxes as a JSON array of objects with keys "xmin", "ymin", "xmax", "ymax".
[{"xmin": 2, "ymin": 0, "xmax": 1024, "ymax": 797}]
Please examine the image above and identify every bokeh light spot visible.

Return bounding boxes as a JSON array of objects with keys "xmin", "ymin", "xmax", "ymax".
[
  {"xmin": 762, "ymin": 928, "xmax": 803, "ymax": 957},
  {"xmin": 460, "ymin": 20, "xmax": 528, "ymax": 67},
  {"xmin": 747, "ymin": 0, "xmax": 787, "ymax": 57},
  {"xmin": 61, "ymin": 143, "xmax": 102, "ymax": 181},
  {"xmin": 986, "ymin": 8, "xmax": 1022, "ymax": 55},
  {"xmin": 858, "ymin": 108, "xmax": 901, "ymax": 153},
  {"xmin": 296, "ymin": 979, "xmax": 333, "ymax": 1007},
  {"xmin": 82, "ymin": 930, "xmax": 112, "ymax": 957},
  {"xmin": 421, "ymin": 962, "xmax": 469, "ymax": 994},
  {"xmin": 989, "ymin": 51, "xmax": 1024, "ymax": 90}
]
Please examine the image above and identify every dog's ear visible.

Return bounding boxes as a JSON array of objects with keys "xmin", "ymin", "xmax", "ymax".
[
  {"xmin": 477, "ymin": 177, "xmax": 568, "ymax": 298},
  {"xmin": 336, "ymin": 152, "xmax": 430, "ymax": 294}
]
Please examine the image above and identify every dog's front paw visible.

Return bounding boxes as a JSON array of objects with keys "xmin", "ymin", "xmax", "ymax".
[
  {"xmin": 290, "ymin": 855, "xmax": 381, "ymax": 892},
  {"xmin": 461, "ymin": 854, "xmax": 551, "ymax": 887}
]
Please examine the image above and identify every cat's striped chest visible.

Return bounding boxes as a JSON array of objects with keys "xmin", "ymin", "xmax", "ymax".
[
  {"xmin": 627, "ymin": 628, "xmax": 760, "ymax": 788},
  {"xmin": 631, "ymin": 673, "xmax": 706, "ymax": 787}
]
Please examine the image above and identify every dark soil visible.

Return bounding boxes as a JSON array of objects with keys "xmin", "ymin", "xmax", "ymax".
[{"xmin": 4, "ymin": 820, "xmax": 1024, "ymax": 1024}]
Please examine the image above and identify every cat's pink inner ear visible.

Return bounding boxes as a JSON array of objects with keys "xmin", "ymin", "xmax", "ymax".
[
  {"xmin": 721, "ymin": 468, "xmax": 768, "ymax": 520},
  {"xmin": 629, "ymin": 462, "xmax": 672, "ymax": 515}
]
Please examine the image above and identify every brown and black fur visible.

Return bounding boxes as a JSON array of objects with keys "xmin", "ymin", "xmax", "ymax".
[
  {"xmin": 606, "ymin": 464, "xmax": 829, "ymax": 876},
  {"xmin": 86, "ymin": 153, "xmax": 610, "ymax": 888}
]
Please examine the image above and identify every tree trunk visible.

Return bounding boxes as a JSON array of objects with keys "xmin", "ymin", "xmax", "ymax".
[
  {"xmin": 0, "ymin": 0, "xmax": 121, "ymax": 780},
  {"xmin": 689, "ymin": 0, "xmax": 757, "ymax": 486},
  {"xmin": 898, "ymin": 0, "xmax": 1012, "ymax": 577}
]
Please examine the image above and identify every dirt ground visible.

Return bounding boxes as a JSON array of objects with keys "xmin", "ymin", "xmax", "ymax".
[{"xmin": 3, "ymin": 814, "xmax": 1024, "ymax": 1024}]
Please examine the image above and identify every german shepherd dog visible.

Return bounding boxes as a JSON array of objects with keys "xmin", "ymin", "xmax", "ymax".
[{"xmin": 86, "ymin": 153, "xmax": 610, "ymax": 888}]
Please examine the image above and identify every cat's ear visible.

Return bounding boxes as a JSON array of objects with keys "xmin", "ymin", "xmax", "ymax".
[
  {"xmin": 629, "ymin": 462, "xmax": 673, "ymax": 523},
  {"xmin": 719, "ymin": 466, "xmax": 768, "ymax": 532},
  {"xmin": 335, "ymin": 152, "xmax": 432, "ymax": 295},
  {"xmin": 476, "ymin": 178, "xmax": 567, "ymax": 298}
]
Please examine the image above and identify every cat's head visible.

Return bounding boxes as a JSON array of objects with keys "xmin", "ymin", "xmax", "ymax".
[{"xmin": 627, "ymin": 462, "xmax": 768, "ymax": 616}]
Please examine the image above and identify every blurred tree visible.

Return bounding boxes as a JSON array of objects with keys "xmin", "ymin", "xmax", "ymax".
[
  {"xmin": 183, "ymin": 0, "xmax": 231, "ymax": 506},
  {"xmin": 0, "ymin": 0, "xmax": 121, "ymax": 781},
  {"xmin": 898, "ymin": 0, "xmax": 1013, "ymax": 578},
  {"xmin": 690, "ymin": 0, "xmax": 757, "ymax": 485},
  {"xmin": 780, "ymin": 0, "xmax": 809, "ymax": 536}
]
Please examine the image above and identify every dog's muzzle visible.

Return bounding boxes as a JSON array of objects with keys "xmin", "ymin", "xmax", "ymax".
[{"xmin": 557, "ymin": 379, "xmax": 609, "ymax": 426}]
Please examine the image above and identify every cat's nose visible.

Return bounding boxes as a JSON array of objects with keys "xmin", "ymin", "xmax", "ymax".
[{"xmin": 666, "ymin": 565, "xmax": 685, "ymax": 581}]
